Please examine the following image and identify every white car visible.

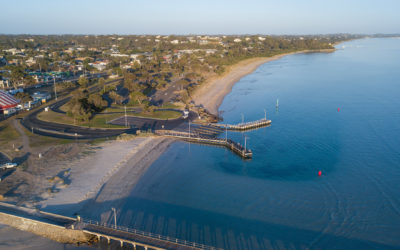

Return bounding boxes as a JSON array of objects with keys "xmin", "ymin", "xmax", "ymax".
[
  {"xmin": 183, "ymin": 110, "xmax": 189, "ymax": 119},
  {"xmin": 1, "ymin": 163, "xmax": 17, "ymax": 169}
]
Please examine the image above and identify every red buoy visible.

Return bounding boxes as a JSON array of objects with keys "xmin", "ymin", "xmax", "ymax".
[{"xmin": 318, "ymin": 170, "xmax": 322, "ymax": 176}]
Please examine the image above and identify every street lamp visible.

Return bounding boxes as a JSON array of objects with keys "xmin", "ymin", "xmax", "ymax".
[
  {"xmin": 111, "ymin": 207, "xmax": 117, "ymax": 229},
  {"xmin": 53, "ymin": 75, "xmax": 57, "ymax": 100}
]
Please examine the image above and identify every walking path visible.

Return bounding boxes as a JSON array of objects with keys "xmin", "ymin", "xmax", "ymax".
[{"xmin": 12, "ymin": 119, "xmax": 31, "ymax": 153}]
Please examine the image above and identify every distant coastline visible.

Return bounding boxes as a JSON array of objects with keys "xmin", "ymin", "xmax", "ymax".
[{"xmin": 192, "ymin": 48, "xmax": 335, "ymax": 116}]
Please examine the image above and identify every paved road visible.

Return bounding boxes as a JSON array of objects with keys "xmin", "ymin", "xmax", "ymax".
[
  {"xmin": 17, "ymin": 76, "xmax": 202, "ymax": 140},
  {"xmin": 151, "ymin": 78, "xmax": 181, "ymax": 105},
  {"xmin": 21, "ymin": 107, "xmax": 134, "ymax": 140}
]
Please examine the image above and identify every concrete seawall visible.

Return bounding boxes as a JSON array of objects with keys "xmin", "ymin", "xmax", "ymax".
[{"xmin": 0, "ymin": 202, "xmax": 93, "ymax": 244}]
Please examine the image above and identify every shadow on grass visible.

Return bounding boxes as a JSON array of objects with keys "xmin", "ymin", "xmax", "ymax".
[{"xmin": 12, "ymin": 153, "xmax": 30, "ymax": 165}]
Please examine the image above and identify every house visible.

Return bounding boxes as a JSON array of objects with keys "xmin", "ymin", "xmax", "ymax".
[
  {"xmin": 170, "ymin": 40, "xmax": 179, "ymax": 44},
  {"xmin": 25, "ymin": 57, "xmax": 36, "ymax": 66},
  {"xmin": 163, "ymin": 55, "xmax": 172, "ymax": 63},
  {"xmin": 0, "ymin": 79, "xmax": 10, "ymax": 89},
  {"xmin": 198, "ymin": 40, "xmax": 209, "ymax": 45},
  {"xmin": 0, "ymin": 90, "xmax": 19, "ymax": 115},
  {"xmin": 89, "ymin": 61, "xmax": 109, "ymax": 71},
  {"xmin": 32, "ymin": 91, "xmax": 51, "ymax": 103},
  {"xmin": 130, "ymin": 54, "xmax": 141, "ymax": 60},
  {"xmin": 258, "ymin": 37, "xmax": 266, "ymax": 41},
  {"xmin": 234, "ymin": 38, "xmax": 242, "ymax": 43},
  {"xmin": 110, "ymin": 53, "xmax": 129, "ymax": 57},
  {"xmin": 205, "ymin": 49, "xmax": 217, "ymax": 54}
]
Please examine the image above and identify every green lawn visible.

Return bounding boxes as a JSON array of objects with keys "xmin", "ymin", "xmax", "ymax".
[
  {"xmin": 37, "ymin": 110, "xmax": 126, "ymax": 129},
  {"xmin": 102, "ymin": 105, "xmax": 182, "ymax": 120},
  {"xmin": 159, "ymin": 103, "xmax": 180, "ymax": 109},
  {"xmin": 137, "ymin": 110, "xmax": 182, "ymax": 119},
  {"xmin": 0, "ymin": 123, "xmax": 20, "ymax": 145},
  {"xmin": 37, "ymin": 107, "xmax": 181, "ymax": 130}
]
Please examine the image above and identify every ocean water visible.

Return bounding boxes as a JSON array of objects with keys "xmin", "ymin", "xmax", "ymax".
[{"xmin": 118, "ymin": 38, "xmax": 400, "ymax": 249}]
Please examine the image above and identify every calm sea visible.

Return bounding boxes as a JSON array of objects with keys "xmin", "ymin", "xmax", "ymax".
[{"xmin": 119, "ymin": 38, "xmax": 400, "ymax": 249}]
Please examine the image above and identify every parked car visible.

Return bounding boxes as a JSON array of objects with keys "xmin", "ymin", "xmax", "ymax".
[{"xmin": 0, "ymin": 163, "xmax": 17, "ymax": 169}]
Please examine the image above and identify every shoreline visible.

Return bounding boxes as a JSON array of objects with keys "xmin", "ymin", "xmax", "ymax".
[
  {"xmin": 0, "ymin": 47, "xmax": 339, "ymax": 247},
  {"xmin": 0, "ymin": 48, "xmax": 336, "ymax": 245},
  {"xmin": 192, "ymin": 49, "xmax": 335, "ymax": 116},
  {"xmin": 36, "ymin": 49, "xmax": 336, "ymax": 216}
]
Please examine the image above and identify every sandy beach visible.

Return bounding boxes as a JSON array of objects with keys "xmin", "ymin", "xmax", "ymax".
[
  {"xmin": 40, "ymin": 137, "xmax": 174, "ymax": 216},
  {"xmin": 192, "ymin": 50, "xmax": 334, "ymax": 116}
]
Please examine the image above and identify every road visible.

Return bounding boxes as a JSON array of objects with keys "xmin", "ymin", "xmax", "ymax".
[
  {"xmin": 151, "ymin": 78, "xmax": 181, "ymax": 105},
  {"xmin": 16, "ymin": 75, "xmax": 201, "ymax": 140},
  {"xmin": 21, "ymin": 106, "xmax": 134, "ymax": 140}
]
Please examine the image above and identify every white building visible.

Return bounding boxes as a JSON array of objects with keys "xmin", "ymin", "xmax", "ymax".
[{"xmin": 89, "ymin": 61, "xmax": 109, "ymax": 71}]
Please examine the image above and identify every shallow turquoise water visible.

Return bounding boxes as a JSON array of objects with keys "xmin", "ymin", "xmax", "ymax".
[{"xmin": 120, "ymin": 38, "xmax": 400, "ymax": 249}]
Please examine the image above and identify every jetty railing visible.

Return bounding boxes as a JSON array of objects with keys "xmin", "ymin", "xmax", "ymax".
[
  {"xmin": 155, "ymin": 130, "xmax": 252, "ymax": 158},
  {"xmin": 81, "ymin": 218, "xmax": 221, "ymax": 250},
  {"xmin": 210, "ymin": 118, "xmax": 271, "ymax": 131}
]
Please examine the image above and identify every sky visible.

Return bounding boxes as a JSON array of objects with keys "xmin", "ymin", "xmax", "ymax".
[{"xmin": 1, "ymin": 0, "xmax": 400, "ymax": 35}]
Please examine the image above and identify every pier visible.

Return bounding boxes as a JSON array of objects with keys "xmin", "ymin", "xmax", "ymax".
[
  {"xmin": 78, "ymin": 218, "xmax": 219, "ymax": 250},
  {"xmin": 155, "ymin": 130, "xmax": 253, "ymax": 158},
  {"xmin": 0, "ymin": 202, "xmax": 219, "ymax": 250},
  {"xmin": 210, "ymin": 118, "xmax": 271, "ymax": 131}
]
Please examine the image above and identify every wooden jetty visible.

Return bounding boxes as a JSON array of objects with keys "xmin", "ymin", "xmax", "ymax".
[
  {"xmin": 210, "ymin": 118, "xmax": 271, "ymax": 131},
  {"xmin": 156, "ymin": 130, "xmax": 253, "ymax": 159}
]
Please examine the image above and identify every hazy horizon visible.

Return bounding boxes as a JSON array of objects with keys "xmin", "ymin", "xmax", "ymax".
[{"xmin": 1, "ymin": 0, "xmax": 400, "ymax": 35}]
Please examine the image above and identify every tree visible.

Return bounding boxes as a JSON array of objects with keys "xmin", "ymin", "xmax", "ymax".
[
  {"xmin": 98, "ymin": 77, "xmax": 105, "ymax": 86},
  {"xmin": 176, "ymin": 79, "xmax": 189, "ymax": 90},
  {"xmin": 98, "ymin": 77, "xmax": 106, "ymax": 93},
  {"xmin": 109, "ymin": 91, "xmax": 123, "ymax": 104},
  {"xmin": 15, "ymin": 92, "xmax": 32, "ymax": 103},
  {"xmin": 215, "ymin": 66, "xmax": 225, "ymax": 75},
  {"xmin": 78, "ymin": 76, "xmax": 88, "ymax": 88},
  {"xmin": 10, "ymin": 67, "xmax": 24, "ymax": 87},
  {"xmin": 129, "ymin": 91, "xmax": 146, "ymax": 106},
  {"xmin": 88, "ymin": 93, "xmax": 107, "ymax": 111}
]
